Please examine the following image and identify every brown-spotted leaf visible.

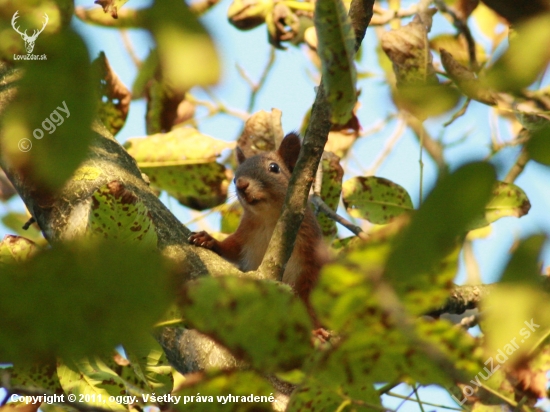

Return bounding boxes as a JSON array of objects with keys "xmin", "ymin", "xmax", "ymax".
[
  {"xmin": 382, "ymin": 12, "xmax": 461, "ymax": 118},
  {"xmin": 467, "ymin": 181, "xmax": 531, "ymax": 230},
  {"xmin": 88, "ymin": 181, "xmax": 158, "ymax": 248},
  {"xmin": 381, "ymin": 13, "xmax": 438, "ymax": 87},
  {"xmin": 238, "ymin": 109, "xmax": 284, "ymax": 157},
  {"xmin": 92, "ymin": 52, "xmax": 131, "ymax": 135},
  {"xmin": 180, "ymin": 276, "xmax": 313, "ymax": 372},
  {"xmin": 342, "ymin": 176, "xmax": 413, "ymax": 224}
]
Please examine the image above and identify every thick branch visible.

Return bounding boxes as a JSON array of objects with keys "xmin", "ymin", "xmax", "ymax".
[{"xmin": 426, "ymin": 284, "xmax": 494, "ymax": 317}]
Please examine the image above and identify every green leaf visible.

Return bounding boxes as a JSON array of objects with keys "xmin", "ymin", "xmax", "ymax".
[
  {"xmin": 526, "ymin": 124, "xmax": 550, "ymax": 166},
  {"xmin": 180, "ymin": 276, "xmax": 313, "ymax": 372},
  {"xmin": 124, "ymin": 334, "xmax": 174, "ymax": 396},
  {"xmin": 314, "ymin": 0, "xmax": 357, "ymax": 124},
  {"xmin": 57, "ymin": 357, "xmax": 128, "ymax": 410},
  {"xmin": 0, "ymin": 240, "xmax": 171, "ymax": 363},
  {"xmin": 0, "ymin": 235, "xmax": 39, "ymax": 265},
  {"xmin": 1, "ymin": 28, "xmax": 96, "ymax": 190},
  {"xmin": 481, "ymin": 285, "xmax": 550, "ymax": 362},
  {"xmin": 173, "ymin": 371, "xmax": 275, "ymax": 412},
  {"xmin": 500, "ymin": 235, "xmax": 546, "ymax": 285},
  {"xmin": 484, "ymin": 14, "xmax": 550, "ymax": 92},
  {"xmin": 317, "ymin": 152, "xmax": 343, "ymax": 239},
  {"xmin": 87, "ymin": 182, "xmax": 158, "ymax": 248},
  {"xmin": 342, "ymin": 176, "xmax": 413, "ymax": 224},
  {"xmin": 125, "ymin": 128, "xmax": 233, "ymax": 210},
  {"xmin": 385, "ymin": 162, "xmax": 495, "ymax": 284},
  {"xmin": 145, "ymin": 0, "xmax": 220, "ymax": 91},
  {"xmin": 468, "ymin": 181, "xmax": 531, "ymax": 229}
]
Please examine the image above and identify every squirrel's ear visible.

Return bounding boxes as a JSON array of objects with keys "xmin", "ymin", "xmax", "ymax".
[
  {"xmin": 236, "ymin": 146, "xmax": 247, "ymax": 164},
  {"xmin": 278, "ymin": 132, "xmax": 301, "ymax": 172}
]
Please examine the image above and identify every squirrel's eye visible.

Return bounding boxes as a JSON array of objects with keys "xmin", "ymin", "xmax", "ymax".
[{"xmin": 268, "ymin": 163, "xmax": 280, "ymax": 173}]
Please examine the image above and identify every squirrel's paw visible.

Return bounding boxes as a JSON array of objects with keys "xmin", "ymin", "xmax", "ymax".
[{"xmin": 188, "ymin": 231, "xmax": 217, "ymax": 249}]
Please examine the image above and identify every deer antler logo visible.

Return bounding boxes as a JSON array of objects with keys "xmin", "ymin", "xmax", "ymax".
[{"xmin": 11, "ymin": 11, "xmax": 49, "ymax": 54}]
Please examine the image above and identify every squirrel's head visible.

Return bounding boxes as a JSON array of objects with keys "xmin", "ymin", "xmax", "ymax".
[{"xmin": 234, "ymin": 133, "xmax": 301, "ymax": 214}]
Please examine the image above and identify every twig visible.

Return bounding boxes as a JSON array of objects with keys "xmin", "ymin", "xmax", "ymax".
[
  {"xmin": 310, "ymin": 194, "xmax": 368, "ymax": 239},
  {"xmin": 443, "ymin": 98, "xmax": 470, "ymax": 127},
  {"xmin": 402, "ymin": 112, "xmax": 448, "ymax": 177},
  {"xmin": 463, "ymin": 239, "xmax": 481, "ymax": 284},
  {"xmin": 504, "ymin": 147, "xmax": 530, "ymax": 183},
  {"xmin": 366, "ymin": 118, "xmax": 405, "ymax": 175},
  {"xmin": 386, "ymin": 391, "xmax": 463, "ymax": 411},
  {"xmin": 434, "ymin": 0, "xmax": 477, "ymax": 70},
  {"xmin": 120, "ymin": 30, "xmax": 141, "ymax": 68},
  {"xmin": 370, "ymin": 4, "xmax": 418, "ymax": 26},
  {"xmin": 246, "ymin": 47, "xmax": 277, "ymax": 113}
]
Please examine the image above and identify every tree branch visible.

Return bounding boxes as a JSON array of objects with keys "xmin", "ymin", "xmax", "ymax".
[{"xmin": 258, "ymin": 0, "xmax": 375, "ymax": 281}]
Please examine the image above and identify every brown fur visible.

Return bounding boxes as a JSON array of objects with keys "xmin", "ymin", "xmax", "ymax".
[{"xmin": 189, "ymin": 133, "xmax": 326, "ymax": 306}]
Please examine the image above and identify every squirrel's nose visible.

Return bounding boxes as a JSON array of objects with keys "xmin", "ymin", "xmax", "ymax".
[{"xmin": 235, "ymin": 177, "xmax": 249, "ymax": 191}]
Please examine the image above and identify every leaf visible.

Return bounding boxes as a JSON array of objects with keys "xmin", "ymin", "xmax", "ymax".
[
  {"xmin": 124, "ymin": 334, "xmax": 174, "ymax": 395},
  {"xmin": 125, "ymin": 128, "xmax": 233, "ymax": 210},
  {"xmin": 468, "ymin": 181, "xmax": 531, "ymax": 229},
  {"xmin": 317, "ymin": 152, "xmax": 343, "ymax": 239},
  {"xmin": 8, "ymin": 361, "xmax": 64, "ymax": 393},
  {"xmin": 484, "ymin": 13, "xmax": 550, "ymax": 92},
  {"xmin": 381, "ymin": 12, "xmax": 461, "ymax": 118},
  {"xmin": 481, "ymin": 285, "xmax": 550, "ymax": 362},
  {"xmin": 0, "ymin": 240, "xmax": 171, "ymax": 363},
  {"xmin": 342, "ymin": 176, "xmax": 413, "ymax": 224},
  {"xmin": 237, "ymin": 109, "xmax": 284, "ymax": 157},
  {"xmin": 1, "ymin": 213, "xmax": 46, "ymax": 245},
  {"xmin": 381, "ymin": 13, "xmax": 438, "ymax": 87},
  {"xmin": 87, "ymin": 181, "xmax": 158, "ymax": 248},
  {"xmin": 145, "ymin": 0, "xmax": 220, "ymax": 91},
  {"xmin": 125, "ymin": 128, "xmax": 234, "ymax": 164},
  {"xmin": 94, "ymin": 0, "xmax": 130, "ymax": 19},
  {"xmin": 92, "ymin": 52, "xmax": 131, "ymax": 135},
  {"xmin": 173, "ymin": 371, "xmax": 275, "ymax": 412},
  {"xmin": 526, "ymin": 124, "xmax": 550, "ymax": 165},
  {"xmin": 180, "ymin": 276, "xmax": 313, "ymax": 372},
  {"xmin": 0, "ymin": 28, "xmax": 96, "ymax": 190},
  {"xmin": 500, "ymin": 235, "xmax": 545, "ymax": 285},
  {"xmin": 431, "ymin": 34, "xmax": 487, "ymax": 67},
  {"xmin": 0, "ymin": 235, "xmax": 39, "ymax": 265},
  {"xmin": 385, "ymin": 162, "xmax": 495, "ymax": 285},
  {"xmin": 440, "ymin": 49, "xmax": 496, "ymax": 105},
  {"xmin": 314, "ymin": 0, "xmax": 357, "ymax": 124},
  {"xmin": 57, "ymin": 357, "xmax": 128, "ymax": 410}
]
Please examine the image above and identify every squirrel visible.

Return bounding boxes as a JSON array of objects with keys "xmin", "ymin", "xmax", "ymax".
[{"xmin": 188, "ymin": 132, "xmax": 326, "ymax": 312}]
